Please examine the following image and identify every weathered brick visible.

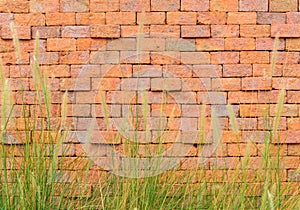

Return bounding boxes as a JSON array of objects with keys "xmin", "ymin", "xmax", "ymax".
[
  {"xmin": 90, "ymin": 51, "xmax": 120, "ymax": 64},
  {"xmin": 240, "ymin": 51, "xmax": 270, "ymax": 64},
  {"xmin": 228, "ymin": 91, "xmax": 258, "ymax": 104},
  {"xmin": 181, "ymin": 0, "xmax": 209, "ymax": 11},
  {"xmin": 142, "ymin": 38, "xmax": 166, "ymax": 51},
  {"xmin": 210, "ymin": 0, "xmax": 238, "ymax": 11},
  {"xmin": 60, "ymin": 51, "xmax": 89, "ymax": 64},
  {"xmin": 286, "ymin": 38, "xmax": 300, "ymax": 51},
  {"xmin": 240, "ymin": 104, "xmax": 269, "ymax": 117},
  {"xmin": 32, "ymin": 52, "xmax": 59, "ymax": 65},
  {"xmin": 288, "ymin": 118, "xmax": 300, "ymax": 130},
  {"xmin": 257, "ymin": 90, "xmax": 284, "ymax": 103},
  {"xmin": 46, "ymin": 13, "xmax": 75, "ymax": 26},
  {"xmin": 211, "ymin": 52, "xmax": 239, "ymax": 64},
  {"xmin": 197, "ymin": 92, "xmax": 227, "ymax": 104},
  {"xmin": 283, "ymin": 64, "xmax": 300, "ymax": 77},
  {"xmin": 227, "ymin": 143, "xmax": 257, "ymax": 157},
  {"xmin": 47, "ymin": 38, "xmax": 76, "ymax": 51},
  {"xmin": 121, "ymin": 78, "xmax": 151, "ymax": 91},
  {"xmin": 90, "ymin": 0, "xmax": 119, "ymax": 12},
  {"xmin": 71, "ymin": 65, "xmax": 101, "ymax": 78},
  {"xmin": 40, "ymin": 65, "xmax": 71, "ymax": 77},
  {"xmin": 271, "ymin": 52, "xmax": 299, "ymax": 64},
  {"xmin": 60, "ymin": 78, "xmax": 90, "ymax": 91},
  {"xmin": 286, "ymin": 12, "xmax": 300, "ymax": 24},
  {"xmin": 133, "ymin": 65, "xmax": 162, "ymax": 77},
  {"xmin": 242, "ymin": 77, "xmax": 272, "ymax": 90},
  {"xmin": 270, "ymin": 0, "xmax": 298, "ymax": 12},
  {"xmin": 106, "ymin": 38, "xmax": 136, "ymax": 50},
  {"xmin": 137, "ymin": 12, "xmax": 165, "ymax": 25},
  {"xmin": 287, "ymin": 91, "xmax": 300, "ymax": 103},
  {"xmin": 92, "ymin": 78, "xmax": 121, "ymax": 91},
  {"xmin": 181, "ymin": 52, "xmax": 210, "ymax": 64},
  {"xmin": 151, "ymin": 51, "xmax": 180, "ymax": 64},
  {"xmin": 271, "ymin": 24, "xmax": 300, "ymax": 37},
  {"xmin": 151, "ymin": 0, "xmax": 179, "ymax": 11},
  {"xmin": 182, "ymin": 78, "xmax": 211, "ymax": 91},
  {"xmin": 32, "ymin": 26, "xmax": 60, "ymax": 38},
  {"xmin": 0, "ymin": 0, "xmax": 29, "ymax": 13},
  {"xmin": 270, "ymin": 104, "xmax": 298, "ymax": 117},
  {"xmin": 192, "ymin": 65, "xmax": 222, "ymax": 78},
  {"xmin": 14, "ymin": 13, "xmax": 45, "ymax": 26},
  {"xmin": 167, "ymin": 12, "xmax": 197, "ymax": 25},
  {"xmin": 150, "ymin": 25, "xmax": 180, "ymax": 37},
  {"xmin": 60, "ymin": 0, "xmax": 89, "ymax": 12},
  {"xmin": 106, "ymin": 12, "xmax": 136, "ymax": 25},
  {"xmin": 151, "ymin": 78, "xmax": 181, "ymax": 91},
  {"xmin": 197, "ymin": 12, "xmax": 227, "ymax": 25},
  {"xmin": 2, "ymin": 26, "xmax": 31, "ymax": 40},
  {"xmin": 120, "ymin": 0, "xmax": 150, "ymax": 11},
  {"xmin": 121, "ymin": 25, "xmax": 150, "ymax": 37},
  {"xmin": 181, "ymin": 25, "xmax": 210, "ymax": 38},
  {"xmin": 121, "ymin": 51, "xmax": 150, "ymax": 64},
  {"xmin": 239, "ymin": 0, "xmax": 268, "ymax": 11},
  {"xmin": 101, "ymin": 64, "xmax": 132, "ymax": 78},
  {"xmin": 76, "ymin": 13, "xmax": 105, "ymax": 25},
  {"xmin": 30, "ymin": 0, "xmax": 59, "ymax": 12},
  {"xmin": 211, "ymin": 25, "xmax": 239, "ymax": 37},
  {"xmin": 273, "ymin": 78, "xmax": 300, "ymax": 90},
  {"xmin": 196, "ymin": 38, "xmax": 224, "ymax": 51},
  {"xmin": 225, "ymin": 38, "xmax": 255, "ymax": 50},
  {"xmin": 227, "ymin": 12, "xmax": 256, "ymax": 24},
  {"xmin": 257, "ymin": 12, "xmax": 286, "ymax": 24},
  {"xmin": 253, "ymin": 64, "xmax": 283, "ymax": 77},
  {"xmin": 240, "ymin": 25, "xmax": 270, "ymax": 37},
  {"xmin": 166, "ymin": 38, "xmax": 195, "ymax": 51},
  {"xmin": 90, "ymin": 25, "xmax": 120, "ymax": 38},
  {"xmin": 223, "ymin": 64, "xmax": 252, "ymax": 77},
  {"xmin": 256, "ymin": 38, "xmax": 285, "ymax": 50},
  {"xmin": 62, "ymin": 26, "xmax": 90, "ymax": 38},
  {"xmin": 212, "ymin": 78, "xmax": 241, "ymax": 91}
]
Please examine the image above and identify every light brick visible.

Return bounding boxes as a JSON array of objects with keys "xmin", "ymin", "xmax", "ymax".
[
  {"xmin": 192, "ymin": 65, "xmax": 222, "ymax": 78},
  {"xmin": 151, "ymin": 51, "xmax": 180, "ymax": 65},
  {"xmin": 240, "ymin": 104, "xmax": 269, "ymax": 117},
  {"xmin": 90, "ymin": 51, "xmax": 120, "ymax": 64},
  {"xmin": 228, "ymin": 91, "xmax": 258, "ymax": 104},
  {"xmin": 60, "ymin": 0, "xmax": 89, "ymax": 12},
  {"xmin": 181, "ymin": 52, "xmax": 210, "ymax": 64},
  {"xmin": 211, "ymin": 25, "xmax": 239, "ymax": 37},
  {"xmin": 239, "ymin": 0, "xmax": 268, "ymax": 11},
  {"xmin": 30, "ymin": 0, "xmax": 59, "ymax": 12},
  {"xmin": 166, "ymin": 38, "xmax": 195, "ymax": 51},
  {"xmin": 90, "ymin": 25, "xmax": 120, "ymax": 38},
  {"xmin": 196, "ymin": 38, "xmax": 224, "ymax": 51},
  {"xmin": 181, "ymin": 25, "xmax": 210, "ymax": 38},
  {"xmin": 286, "ymin": 12, "xmax": 300, "ymax": 24},
  {"xmin": 2, "ymin": 26, "xmax": 31, "ymax": 40},
  {"xmin": 181, "ymin": 0, "xmax": 209, "ymax": 11},
  {"xmin": 212, "ymin": 78, "xmax": 241, "ymax": 91},
  {"xmin": 62, "ymin": 26, "xmax": 90, "ymax": 38},
  {"xmin": 271, "ymin": 24, "xmax": 300, "ymax": 37},
  {"xmin": 227, "ymin": 12, "xmax": 256, "ymax": 24},
  {"xmin": 223, "ymin": 64, "xmax": 252, "ymax": 77},
  {"xmin": 210, "ymin": 0, "xmax": 238, "ymax": 11},
  {"xmin": 150, "ymin": 25, "xmax": 180, "ymax": 37},
  {"xmin": 271, "ymin": 52, "xmax": 299, "ymax": 64},
  {"xmin": 106, "ymin": 12, "xmax": 136, "ymax": 25},
  {"xmin": 151, "ymin": 0, "xmax": 179, "ymax": 11},
  {"xmin": 60, "ymin": 51, "xmax": 89, "ymax": 64},
  {"xmin": 120, "ymin": 0, "xmax": 150, "ymax": 11},
  {"xmin": 47, "ymin": 38, "xmax": 76, "ymax": 51},
  {"xmin": 270, "ymin": 0, "xmax": 298, "ymax": 12},
  {"xmin": 121, "ymin": 26, "xmax": 150, "ymax": 37},
  {"xmin": 32, "ymin": 26, "xmax": 60, "ymax": 38},
  {"xmin": 257, "ymin": 12, "xmax": 286, "ymax": 24},
  {"xmin": 0, "ymin": 0, "xmax": 29, "ymax": 13},
  {"xmin": 167, "ymin": 12, "xmax": 197, "ymax": 25},
  {"xmin": 90, "ymin": 0, "xmax": 119, "ymax": 12},
  {"xmin": 151, "ymin": 78, "xmax": 181, "ymax": 91},
  {"xmin": 256, "ymin": 38, "xmax": 285, "ymax": 50},
  {"xmin": 137, "ymin": 12, "xmax": 165, "ymax": 25},
  {"xmin": 240, "ymin": 25, "xmax": 270, "ymax": 37},
  {"xmin": 225, "ymin": 38, "xmax": 255, "ymax": 50},
  {"xmin": 242, "ymin": 77, "xmax": 272, "ymax": 90}
]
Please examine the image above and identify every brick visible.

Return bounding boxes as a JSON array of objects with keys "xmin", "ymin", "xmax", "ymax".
[
  {"xmin": 225, "ymin": 38, "xmax": 255, "ymax": 50},
  {"xmin": 0, "ymin": 39, "xmax": 14, "ymax": 53},
  {"xmin": 257, "ymin": 90, "xmax": 284, "ymax": 103},
  {"xmin": 60, "ymin": 51, "xmax": 89, "ymax": 64},
  {"xmin": 151, "ymin": 0, "xmax": 179, "ymax": 11},
  {"xmin": 133, "ymin": 65, "xmax": 162, "ymax": 77},
  {"xmin": 242, "ymin": 77, "xmax": 272, "ymax": 90},
  {"xmin": 92, "ymin": 78, "xmax": 121, "ymax": 91},
  {"xmin": 2, "ymin": 26, "xmax": 31, "ymax": 40},
  {"xmin": 228, "ymin": 91, "xmax": 258, "ymax": 104},
  {"xmin": 181, "ymin": 52, "xmax": 210, "ymax": 64},
  {"xmin": 253, "ymin": 64, "xmax": 283, "ymax": 77},
  {"xmin": 240, "ymin": 51, "xmax": 269, "ymax": 64},
  {"xmin": 137, "ymin": 12, "xmax": 165, "ymax": 25},
  {"xmin": 121, "ymin": 51, "xmax": 150, "ymax": 64},
  {"xmin": 239, "ymin": 0, "xmax": 268, "ymax": 11},
  {"xmin": 211, "ymin": 52, "xmax": 239, "ymax": 64},
  {"xmin": 91, "ymin": 25, "xmax": 120, "ymax": 38},
  {"xmin": 150, "ymin": 25, "xmax": 180, "ymax": 37},
  {"xmin": 197, "ymin": 92, "xmax": 227, "ymax": 104},
  {"xmin": 181, "ymin": 0, "xmax": 209, "ymax": 11},
  {"xmin": 223, "ymin": 64, "xmax": 252, "ymax": 77},
  {"xmin": 167, "ymin": 12, "xmax": 197, "ymax": 25},
  {"xmin": 182, "ymin": 78, "xmax": 211, "ymax": 91},
  {"xmin": 192, "ymin": 65, "xmax": 222, "ymax": 78},
  {"xmin": 60, "ymin": 78, "xmax": 90, "ymax": 91},
  {"xmin": 288, "ymin": 144, "xmax": 300, "ymax": 155},
  {"xmin": 287, "ymin": 12, "xmax": 300, "ymax": 24},
  {"xmin": 62, "ymin": 26, "xmax": 90, "ymax": 38},
  {"xmin": 76, "ymin": 13, "xmax": 105, "ymax": 25},
  {"xmin": 10, "ymin": 65, "xmax": 31, "ymax": 78},
  {"xmin": 106, "ymin": 12, "xmax": 136, "ymax": 25},
  {"xmin": 240, "ymin": 25, "xmax": 270, "ymax": 37},
  {"xmin": 196, "ymin": 38, "xmax": 224, "ymax": 51},
  {"xmin": 212, "ymin": 78, "xmax": 241, "ymax": 91},
  {"xmin": 288, "ymin": 118, "xmax": 300, "ymax": 130},
  {"xmin": 288, "ymin": 91, "xmax": 300, "ymax": 103},
  {"xmin": 240, "ymin": 104, "xmax": 269, "ymax": 117},
  {"xmin": 47, "ymin": 38, "xmax": 76, "ymax": 51},
  {"xmin": 197, "ymin": 12, "xmax": 227, "ymax": 25},
  {"xmin": 106, "ymin": 38, "xmax": 136, "ymax": 50},
  {"xmin": 270, "ymin": 104, "xmax": 298, "ymax": 117},
  {"xmin": 90, "ymin": 0, "xmax": 119, "ymax": 12},
  {"xmin": 286, "ymin": 39, "xmax": 300, "ymax": 51},
  {"xmin": 40, "ymin": 65, "xmax": 70, "ymax": 77},
  {"xmin": 271, "ymin": 52, "xmax": 299, "ymax": 64},
  {"xmin": 71, "ymin": 65, "xmax": 101, "ymax": 78},
  {"xmin": 283, "ymin": 64, "xmax": 300, "ymax": 77},
  {"xmin": 121, "ymin": 78, "xmax": 150, "ymax": 91},
  {"xmin": 32, "ymin": 52, "xmax": 59, "ymax": 64},
  {"xmin": 141, "ymin": 38, "xmax": 166, "ymax": 51},
  {"xmin": 0, "ymin": 13, "xmax": 13, "ymax": 27},
  {"xmin": 60, "ymin": 0, "xmax": 89, "ymax": 12},
  {"xmin": 273, "ymin": 78, "xmax": 300, "ymax": 90},
  {"xmin": 151, "ymin": 78, "xmax": 181, "ymax": 91},
  {"xmin": 66, "ymin": 104, "xmax": 90, "ymax": 117},
  {"xmin": 30, "ymin": 0, "xmax": 59, "ymax": 12},
  {"xmin": 120, "ymin": 0, "xmax": 150, "ymax": 11},
  {"xmin": 32, "ymin": 26, "xmax": 60, "ymax": 38},
  {"xmin": 227, "ymin": 12, "xmax": 256, "ymax": 24},
  {"xmin": 121, "ymin": 26, "xmax": 150, "ymax": 37},
  {"xmin": 151, "ymin": 51, "xmax": 180, "ymax": 64},
  {"xmin": 14, "ymin": 13, "xmax": 45, "ymax": 26},
  {"xmin": 271, "ymin": 24, "xmax": 300, "ymax": 37},
  {"xmin": 227, "ymin": 143, "xmax": 257, "ymax": 157},
  {"xmin": 90, "ymin": 51, "xmax": 120, "ymax": 64},
  {"xmin": 211, "ymin": 25, "xmax": 239, "ymax": 37},
  {"xmin": 46, "ymin": 13, "xmax": 75, "ymax": 26},
  {"xmin": 273, "ymin": 131, "xmax": 300, "ymax": 144},
  {"xmin": 257, "ymin": 12, "xmax": 286, "ymax": 24},
  {"xmin": 210, "ymin": 0, "xmax": 238, "ymax": 11},
  {"xmin": 166, "ymin": 38, "xmax": 195, "ymax": 51},
  {"xmin": 0, "ymin": 0, "xmax": 29, "ymax": 13},
  {"xmin": 256, "ymin": 38, "xmax": 285, "ymax": 50},
  {"xmin": 270, "ymin": 0, "xmax": 298, "ymax": 12},
  {"xmin": 181, "ymin": 25, "xmax": 210, "ymax": 38}
]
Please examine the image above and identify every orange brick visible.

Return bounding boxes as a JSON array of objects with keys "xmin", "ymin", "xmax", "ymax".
[
  {"xmin": 106, "ymin": 12, "xmax": 136, "ymax": 25},
  {"xmin": 90, "ymin": 25, "xmax": 120, "ymax": 38},
  {"xmin": 151, "ymin": 78, "xmax": 181, "ymax": 91},
  {"xmin": 192, "ymin": 65, "xmax": 222, "ymax": 78},
  {"xmin": 286, "ymin": 12, "xmax": 300, "ymax": 24},
  {"xmin": 283, "ymin": 64, "xmax": 300, "ymax": 77},
  {"xmin": 137, "ymin": 12, "xmax": 165, "ymax": 25},
  {"xmin": 242, "ymin": 77, "xmax": 272, "ymax": 90},
  {"xmin": 1, "ymin": 26, "xmax": 31, "ymax": 40},
  {"xmin": 240, "ymin": 104, "xmax": 269, "ymax": 117},
  {"xmin": 60, "ymin": 0, "xmax": 89, "ymax": 12},
  {"xmin": 271, "ymin": 52, "xmax": 299, "ymax": 64},
  {"xmin": 196, "ymin": 38, "xmax": 224, "ymax": 51},
  {"xmin": 270, "ymin": 0, "xmax": 298, "ymax": 12},
  {"xmin": 225, "ymin": 38, "xmax": 255, "ymax": 50},
  {"xmin": 181, "ymin": 52, "xmax": 210, "ymax": 64},
  {"xmin": 60, "ymin": 51, "xmax": 89, "ymax": 64},
  {"xmin": 271, "ymin": 24, "xmax": 300, "ymax": 37},
  {"xmin": 47, "ymin": 38, "xmax": 76, "ymax": 51},
  {"xmin": 90, "ymin": 0, "xmax": 119, "ymax": 12},
  {"xmin": 120, "ymin": 0, "xmax": 150, "ymax": 11},
  {"xmin": 239, "ymin": 0, "xmax": 268, "ymax": 11},
  {"xmin": 32, "ymin": 26, "xmax": 60, "ymax": 38},
  {"xmin": 197, "ymin": 12, "xmax": 227, "ymax": 25},
  {"xmin": 256, "ymin": 38, "xmax": 285, "ymax": 50},
  {"xmin": 223, "ymin": 64, "xmax": 252, "ymax": 77},
  {"xmin": 121, "ymin": 51, "xmax": 150, "ymax": 64},
  {"xmin": 92, "ymin": 78, "xmax": 121, "ymax": 91},
  {"xmin": 287, "ymin": 91, "xmax": 300, "ymax": 103},
  {"xmin": 270, "ymin": 104, "xmax": 298, "ymax": 117},
  {"xmin": 210, "ymin": 0, "xmax": 238, "ymax": 11},
  {"xmin": 286, "ymin": 38, "xmax": 300, "ymax": 51},
  {"xmin": 30, "ymin": 0, "xmax": 59, "ymax": 12},
  {"xmin": 227, "ymin": 143, "xmax": 257, "ymax": 157},
  {"xmin": 197, "ymin": 92, "xmax": 227, "ymax": 104},
  {"xmin": 253, "ymin": 64, "xmax": 283, "ymax": 77},
  {"xmin": 167, "ymin": 12, "xmax": 197, "ymax": 25},
  {"xmin": 288, "ymin": 118, "xmax": 300, "ymax": 130},
  {"xmin": 212, "ymin": 78, "xmax": 241, "ymax": 91},
  {"xmin": 228, "ymin": 91, "xmax": 258, "ymax": 104},
  {"xmin": 0, "ymin": 0, "xmax": 29, "ymax": 13},
  {"xmin": 151, "ymin": 0, "xmax": 179, "ymax": 11},
  {"xmin": 227, "ymin": 12, "xmax": 256, "ymax": 24},
  {"xmin": 240, "ymin": 25, "xmax": 270, "ymax": 37},
  {"xmin": 211, "ymin": 25, "xmax": 239, "ymax": 37},
  {"xmin": 181, "ymin": 0, "xmax": 209, "ymax": 11},
  {"xmin": 257, "ymin": 12, "xmax": 286, "ymax": 24},
  {"xmin": 257, "ymin": 90, "xmax": 284, "ymax": 103},
  {"xmin": 273, "ymin": 78, "xmax": 300, "ymax": 90},
  {"xmin": 150, "ymin": 51, "xmax": 180, "ymax": 64},
  {"xmin": 150, "ymin": 25, "xmax": 180, "ymax": 37},
  {"xmin": 76, "ymin": 13, "xmax": 105, "ymax": 25},
  {"xmin": 46, "ymin": 13, "xmax": 75, "ymax": 26},
  {"xmin": 182, "ymin": 78, "xmax": 211, "ymax": 91},
  {"xmin": 62, "ymin": 26, "xmax": 90, "ymax": 38},
  {"xmin": 240, "ymin": 51, "xmax": 270, "ymax": 64},
  {"xmin": 181, "ymin": 25, "xmax": 210, "ymax": 38},
  {"xmin": 211, "ymin": 52, "xmax": 239, "ymax": 64},
  {"xmin": 40, "ymin": 65, "xmax": 70, "ymax": 77},
  {"xmin": 288, "ymin": 144, "xmax": 300, "ymax": 155},
  {"xmin": 14, "ymin": 13, "xmax": 45, "ymax": 26}
]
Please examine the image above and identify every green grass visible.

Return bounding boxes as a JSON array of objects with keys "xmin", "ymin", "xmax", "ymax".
[{"xmin": 0, "ymin": 26, "xmax": 300, "ymax": 210}]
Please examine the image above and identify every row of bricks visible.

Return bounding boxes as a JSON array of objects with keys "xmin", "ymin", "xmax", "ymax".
[
  {"xmin": 6, "ymin": 23, "xmax": 300, "ymax": 39},
  {"xmin": 2, "ymin": 0, "xmax": 300, "ymax": 13}
]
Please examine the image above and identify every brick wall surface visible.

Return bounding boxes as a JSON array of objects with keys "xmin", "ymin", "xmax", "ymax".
[{"xmin": 1, "ymin": 0, "xmax": 300, "ymax": 179}]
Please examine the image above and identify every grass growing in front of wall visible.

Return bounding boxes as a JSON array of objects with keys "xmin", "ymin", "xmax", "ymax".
[{"xmin": 0, "ymin": 26, "xmax": 300, "ymax": 210}]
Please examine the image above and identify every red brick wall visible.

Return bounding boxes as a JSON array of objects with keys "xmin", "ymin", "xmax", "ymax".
[{"xmin": 1, "ymin": 0, "xmax": 300, "ymax": 178}]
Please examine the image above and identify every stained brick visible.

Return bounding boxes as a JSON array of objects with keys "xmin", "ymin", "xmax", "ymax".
[
  {"xmin": 90, "ymin": 0, "xmax": 119, "ymax": 12},
  {"xmin": 225, "ymin": 38, "xmax": 255, "ymax": 50},
  {"xmin": 106, "ymin": 12, "xmax": 136, "ymax": 25},
  {"xmin": 210, "ymin": 0, "xmax": 238, "ymax": 11},
  {"xmin": 62, "ymin": 26, "xmax": 90, "ymax": 38},
  {"xmin": 151, "ymin": 0, "xmax": 179, "ymax": 11},
  {"xmin": 239, "ymin": 0, "xmax": 268, "ymax": 11},
  {"xmin": 196, "ymin": 38, "xmax": 224, "ymax": 51},
  {"xmin": 240, "ymin": 25, "xmax": 270, "ymax": 37},
  {"xmin": 257, "ymin": 12, "xmax": 286, "ymax": 24},
  {"xmin": 181, "ymin": 0, "xmax": 209, "ymax": 11},
  {"xmin": 60, "ymin": 0, "xmax": 89, "ymax": 12},
  {"xmin": 120, "ymin": 0, "xmax": 150, "ymax": 11},
  {"xmin": 181, "ymin": 25, "xmax": 210, "ymax": 38},
  {"xmin": 137, "ymin": 12, "xmax": 165, "ymax": 25},
  {"xmin": 270, "ymin": 0, "xmax": 298, "ymax": 12},
  {"xmin": 197, "ymin": 12, "xmax": 227, "ymax": 25},
  {"xmin": 90, "ymin": 25, "xmax": 120, "ymax": 38},
  {"xmin": 211, "ymin": 25, "xmax": 239, "ymax": 37},
  {"xmin": 167, "ymin": 12, "xmax": 197, "ymax": 25}
]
